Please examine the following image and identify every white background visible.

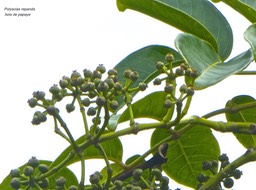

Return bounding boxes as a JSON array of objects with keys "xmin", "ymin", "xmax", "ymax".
[{"xmin": 0, "ymin": 0, "xmax": 255, "ymax": 189}]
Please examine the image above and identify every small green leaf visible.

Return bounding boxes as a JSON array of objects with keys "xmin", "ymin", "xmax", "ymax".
[
  {"xmin": 222, "ymin": 0, "xmax": 256, "ymax": 23},
  {"xmin": 118, "ymin": 91, "xmax": 170, "ymax": 123},
  {"xmin": 175, "ymin": 33, "xmax": 253, "ymax": 89},
  {"xmin": 151, "ymin": 126, "xmax": 220, "ymax": 188},
  {"xmin": 114, "ymin": 45, "xmax": 182, "ymax": 111},
  {"xmin": 117, "ymin": 0, "xmax": 233, "ymax": 60},
  {"xmin": 0, "ymin": 160, "xmax": 78, "ymax": 189},
  {"xmin": 51, "ymin": 135, "xmax": 123, "ymax": 169},
  {"xmin": 107, "ymin": 114, "xmax": 121, "ymax": 131},
  {"xmin": 244, "ymin": 24, "xmax": 256, "ymax": 60},
  {"xmin": 226, "ymin": 95, "xmax": 256, "ymax": 148}
]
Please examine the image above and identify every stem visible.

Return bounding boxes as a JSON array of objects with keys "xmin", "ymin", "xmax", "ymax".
[
  {"xmin": 179, "ymin": 116, "xmax": 256, "ymax": 134},
  {"xmin": 79, "ymin": 152, "xmax": 85, "ymax": 190},
  {"xmin": 76, "ymin": 95, "xmax": 90, "ymax": 135},
  {"xmin": 95, "ymin": 143, "xmax": 112, "ymax": 189},
  {"xmin": 202, "ymin": 101, "xmax": 256, "ymax": 119},
  {"xmin": 53, "ymin": 117, "xmax": 71, "ymax": 143}
]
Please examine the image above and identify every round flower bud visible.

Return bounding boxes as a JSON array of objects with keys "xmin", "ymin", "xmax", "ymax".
[
  {"xmin": 83, "ymin": 69, "xmax": 93, "ymax": 78},
  {"xmin": 187, "ymin": 87, "xmax": 195, "ymax": 96},
  {"xmin": 151, "ymin": 168, "xmax": 162, "ymax": 180},
  {"xmin": 110, "ymin": 100, "xmax": 119, "ymax": 110},
  {"xmin": 139, "ymin": 83, "xmax": 147, "ymax": 91},
  {"xmin": 114, "ymin": 180, "xmax": 123, "ymax": 188},
  {"xmin": 82, "ymin": 98, "xmax": 90, "ymax": 107},
  {"xmin": 38, "ymin": 178, "xmax": 49, "ymax": 189},
  {"xmin": 32, "ymin": 116, "xmax": 40, "ymax": 125},
  {"xmin": 197, "ymin": 173, "xmax": 207, "ymax": 183},
  {"xmin": 97, "ymin": 82, "xmax": 109, "ymax": 92},
  {"xmin": 38, "ymin": 164, "xmax": 49, "ymax": 174},
  {"xmin": 96, "ymin": 64, "xmax": 106, "ymax": 74},
  {"xmin": 37, "ymin": 112, "xmax": 47, "ymax": 122},
  {"xmin": 164, "ymin": 99, "xmax": 173, "ymax": 108},
  {"xmin": 164, "ymin": 84, "xmax": 174, "ymax": 93},
  {"xmin": 165, "ymin": 53, "xmax": 174, "ymax": 62},
  {"xmin": 59, "ymin": 79, "xmax": 69, "ymax": 89},
  {"xmin": 155, "ymin": 61, "xmax": 165, "ymax": 70},
  {"xmin": 114, "ymin": 82, "xmax": 123, "ymax": 92},
  {"xmin": 49, "ymin": 85, "xmax": 60, "ymax": 95},
  {"xmin": 10, "ymin": 177, "xmax": 20, "ymax": 189},
  {"xmin": 10, "ymin": 169, "xmax": 21, "ymax": 178},
  {"xmin": 153, "ymin": 78, "xmax": 161, "ymax": 85},
  {"xmin": 53, "ymin": 92, "xmax": 64, "ymax": 102},
  {"xmin": 123, "ymin": 69, "xmax": 132, "ymax": 79},
  {"xmin": 133, "ymin": 169, "xmax": 143, "ymax": 180},
  {"xmin": 92, "ymin": 70, "xmax": 102, "ymax": 79},
  {"xmin": 191, "ymin": 70, "xmax": 199, "ymax": 78},
  {"xmin": 66, "ymin": 103, "xmax": 75, "ymax": 113},
  {"xmin": 88, "ymin": 91, "xmax": 97, "ymax": 99},
  {"xmin": 233, "ymin": 169, "xmax": 242, "ymax": 179},
  {"xmin": 180, "ymin": 63, "xmax": 188, "ymax": 70},
  {"xmin": 56, "ymin": 176, "xmax": 66, "ymax": 187},
  {"xmin": 33, "ymin": 91, "xmax": 45, "ymax": 100},
  {"xmin": 160, "ymin": 176, "xmax": 169, "ymax": 186},
  {"xmin": 87, "ymin": 107, "xmax": 97, "ymax": 116},
  {"xmin": 175, "ymin": 68, "xmax": 184, "ymax": 76},
  {"xmin": 96, "ymin": 96, "xmax": 106, "ymax": 107},
  {"xmin": 46, "ymin": 106, "xmax": 59, "ymax": 116},
  {"xmin": 89, "ymin": 173, "xmax": 100, "ymax": 184},
  {"xmin": 129, "ymin": 71, "xmax": 139, "ymax": 81},
  {"xmin": 202, "ymin": 161, "xmax": 212, "ymax": 170},
  {"xmin": 28, "ymin": 98, "xmax": 38, "ymax": 108},
  {"xmin": 108, "ymin": 69, "xmax": 118, "ymax": 76},
  {"xmin": 179, "ymin": 84, "xmax": 187, "ymax": 93},
  {"xmin": 23, "ymin": 166, "xmax": 34, "ymax": 176},
  {"xmin": 81, "ymin": 82, "xmax": 95, "ymax": 92},
  {"xmin": 28, "ymin": 157, "xmax": 39, "ymax": 168},
  {"xmin": 105, "ymin": 78, "xmax": 115, "ymax": 88},
  {"xmin": 223, "ymin": 177, "xmax": 234, "ymax": 188},
  {"xmin": 218, "ymin": 154, "xmax": 229, "ymax": 162}
]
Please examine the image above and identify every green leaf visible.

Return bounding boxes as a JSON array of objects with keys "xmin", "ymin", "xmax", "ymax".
[
  {"xmin": 222, "ymin": 0, "xmax": 256, "ymax": 23},
  {"xmin": 175, "ymin": 33, "xmax": 253, "ymax": 90},
  {"xmin": 51, "ymin": 135, "xmax": 123, "ymax": 169},
  {"xmin": 117, "ymin": 0, "xmax": 233, "ymax": 60},
  {"xmin": 0, "ymin": 160, "xmax": 78, "ymax": 189},
  {"xmin": 107, "ymin": 114, "xmax": 121, "ymax": 131},
  {"xmin": 225, "ymin": 95, "xmax": 256, "ymax": 148},
  {"xmin": 244, "ymin": 24, "xmax": 256, "ymax": 60},
  {"xmin": 118, "ymin": 91, "xmax": 170, "ymax": 123},
  {"xmin": 114, "ymin": 45, "xmax": 182, "ymax": 111},
  {"xmin": 151, "ymin": 126, "xmax": 220, "ymax": 188}
]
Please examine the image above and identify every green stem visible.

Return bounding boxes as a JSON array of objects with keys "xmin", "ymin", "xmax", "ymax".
[
  {"xmin": 53, "ymin": 117, "xmax": 71, "ymax": 143},
  {"xmin": 76, "ymin": 95, "xmax": 90, "ymax": 135},
  {"xmin": 235, "ymin": 71, "xmax": 256, "ymax": 75},
  {"xmin": 180, "ymin": 116, "xmax": 256, "ymax": 134},
  {"xmin": 199, "ymin": 148, "xmax": 256, "ymax": 190},
  {"xmin": 79, "ymin": 152, "xmax": 86, "ymax": 190},
  {"xmin": 202, "ymin": 101, "xmax": 256, "ymax": 119}
]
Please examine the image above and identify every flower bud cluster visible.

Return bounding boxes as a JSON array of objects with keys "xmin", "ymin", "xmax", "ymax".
[{"xmin": 197, "ymin": 154, "xmax": 243, "ymax": 189}]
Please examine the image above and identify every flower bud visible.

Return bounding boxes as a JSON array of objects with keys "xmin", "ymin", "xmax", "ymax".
[
  {"xmin": 82, "ymin": 98, "xmax": 90, "ymax": 107},
  {"xmin": 23, "ymin": 166, "xmax": 34, "ymax": 176},
  {"xmin": 33, "ymin": 91, "xmax": 45, "ymax": 100},
  {"xmin": 165, "ymin": 53, "xmax": 174, "ymax": 62},
  {"xmin": 56, "ymin": 176, "xmax": 66, "ymax": 187},
  {"xmin": 153, "ymin": 78, "xmax": 161, "ymax": 85},
  {"xmin": 49, "ymin": 85, "xmax": 60, "ymax": 95},
  {"xmin": 28, "ymin": 98, "xmax": 38, "ymax": 108},
  {"xmin": 10, "ymin": 177, "xmax": 20, "ymax": 189},
  {"xmin": 108, "ymin": 69, "xmax": 118, "ymax": 76},
  {"xmin": 87, "ymin": 107, "xmax": 97, "ymax": 116},
  {"xmin": 96, "ymin": 64, "xmax": 106, "ymax": 74},
  {"xmin": 28, "ymin": 156, "xmax": 39, "ymax": 168},
  {"xmin": 83, "ymin": 69, "xmax": 93, "ymax": 78},
  {"xmin": 66, "ymin": 103, "xmax": 75, "ymax": 113}
]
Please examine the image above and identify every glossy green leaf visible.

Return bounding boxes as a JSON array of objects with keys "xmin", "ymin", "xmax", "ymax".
[
  {"xmin": 175, "ymin": 33, "xmax": 253, "ymax": 89},
  {"xmin": 118, "ymin": 91, "xmax": 170, "ymax": 123},
  {"xmin": 0, "ymin": 160, "xmax": 78, "ymax": 189},
  {"xmin": 225, "ymin": 95, "xmax": 256, "ymax": 148},
  {"xmin": 114, "ymin": 45, "xmax": 182, "ymax": 111},
  {"xmin": 244, "ymin": 24, "xmax": 256, "ymax": 60},
  {"xmin": 151, "ymin": 126, "xmax": 220, "ymax": 188},
  {"xmin": 51, "ymin": 135, "xmax": 123, "ymax": 169},
  {"xmin": 117, "ymin": 0, "xmax": 233, "ymax": 60},
  {"xmin": 222, "ymin": 0, "xmax": 256, "ymax": 23}
]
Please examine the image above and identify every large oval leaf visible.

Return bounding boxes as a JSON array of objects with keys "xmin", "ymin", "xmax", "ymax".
[
  {"xmin": 222, "ymin": 0, "xmax": 256, "ymax": 23},
  {"xmin": 225, "ymin": 95, "xmax": 256, "ymax": 148},
  {"xmin": 151, "ymin": 126, "xmax": 220, "ymax": 188},
  {"xmin": 51, "ymin": 135, "xmax": 123, "ymax": 169},
  {"xmin": 114, "ymin": 45, "xmax": 182, "ymax": 111},
  {"xmin": 117, "ymin": 0, "xmax": 233, "ymax": 60},
  {"xmin": 175, "ymin": 33, "xmax": 254, "ymax": 89},
  {"xmin": 118, "ymin": 91, "xmax": 170, "ymax": 123},
  {"xmin": 244, "ymin": 24, "xmax": 256, "ymax": 60},
  {"xmin": 0, "ymin": 160, "xmax": 78, "ymax": 189}
]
